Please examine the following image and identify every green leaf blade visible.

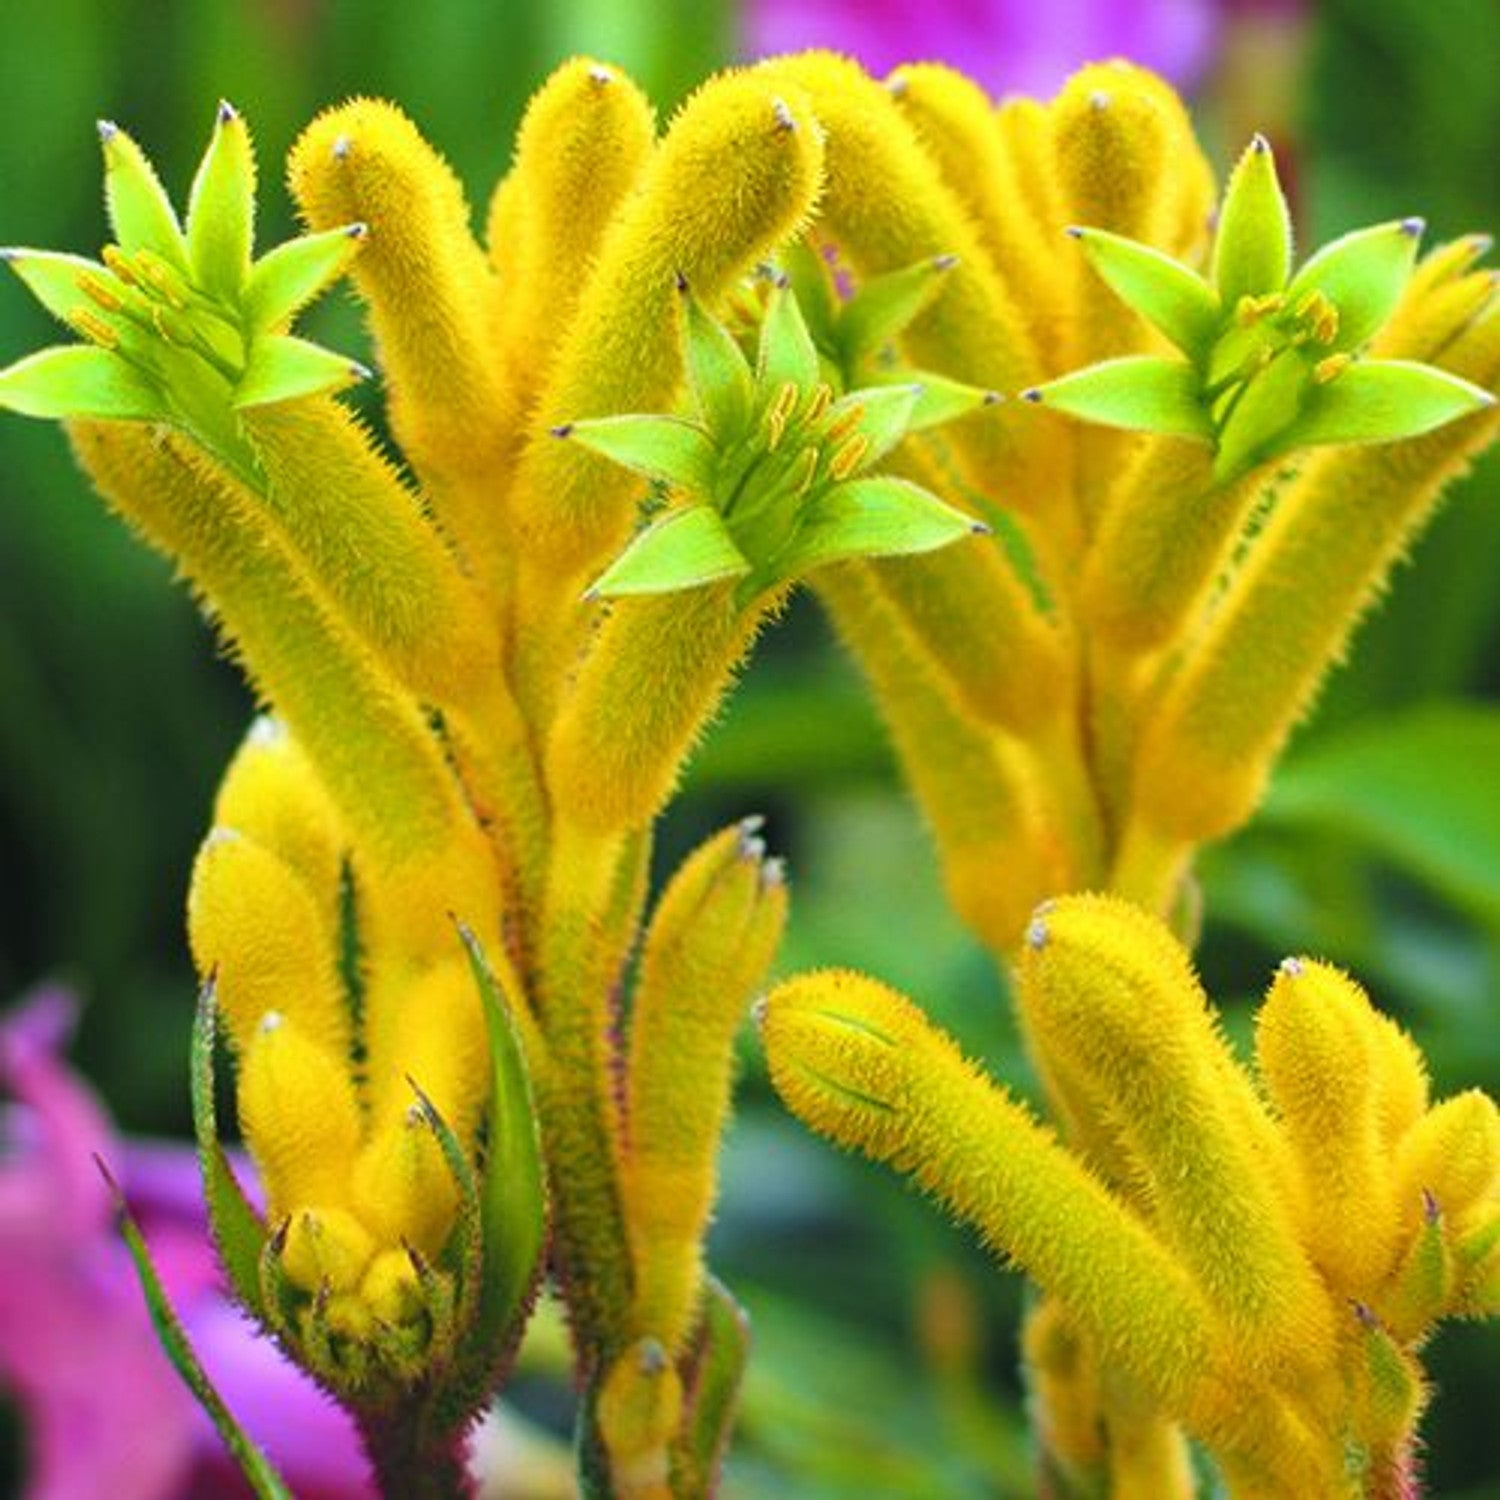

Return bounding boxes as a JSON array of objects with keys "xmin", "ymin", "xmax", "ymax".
[
  {"xmin": 588, "ymin": 505, "xmax": 750, "ymax": 598},
  {"xmin": 1072, "ymin": 227, "xmax": 1221, "ymax": 361},
  {"xmin": 1024, "ymin": 356, "xmax": 1213, "ymax": 440},
  {"xmin": 1213, "ymin": 135, "xmax": 1294, "ymax": 308},
  {"xmin": 0, "ymin": 345, "xmax": 168, "ymax": 421},
  {"xmin": 98, "ymin": 1158, "xmax": 293, "ymax": 1500}
]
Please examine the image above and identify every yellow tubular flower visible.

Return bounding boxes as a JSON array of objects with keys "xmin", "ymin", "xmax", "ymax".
[
  {"xmin": 288, "ymin": 99, "xmax": 511, "ymax": 573},
  {"xmin": 489, "ymin": 59, "xmax": 656, "ymax": 413},
  {"xmin": 1126, "ymin": 292, "xmax": 1499, "ymax": 848},
  {"xmin": 237, "ymin": 1009, "xmax": 364, "ymax": 1220},
  {"xmin": 187, "ymin": 827, "xmax": 349, "ymax": 1059},
  {"xmin": 621, "ymin": 823, "xmax": 787, "ymax": 1350},
  {"xmin": 69, "ymin": 421, "xmax": 472, "ymax": 862},
  {"xmin": 1018, "ymin": 897, "xmax": 1333, "ymax": 1378},
  {"xmin": 1255, "ymin": 959, "xmax": 1402, "ymax": 1298},
  {"xmin": 758, "ymin": 969, "xmax": 1222, "ymax": 1422},
  {"xmin": 511, "ymin": 69, "xmax": 826, "ymax": 594}
]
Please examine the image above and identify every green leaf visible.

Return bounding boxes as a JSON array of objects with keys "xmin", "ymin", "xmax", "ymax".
[
  {"xmin": 830, "ymin": 382, "xmax": 922, "ymax": 467},
  {"xmin": 191, "ymin": 976, "xmax": 268, "ymax": 1319},
  {"xmin": 457, "ymin": 925, "xmax": 547, "ymax": 1359},
  {"xmin": 1072, "ymin": 227, "xmax": 1221, "ymax": 361},
  {"xmin": 1213, "ymin": 135, "xmax": 1293, "ymax": 308},
  {"xmin": 1263, "ymin": 705, "xmax": 1500, "ymax": 927},
  {"xmin": 1286, "ymin": 219, "xmax": 1424, "ymax": 352},
  {"xmin": 1277, "ymin": 359, "xmax": 1494, "ymax": 451},
  {"xmin": 839, "ymin": 255, "xmax": 957, "ymax": 368},
  {"xmin": 2, "ymin": 249, "xmax": 122, "ymax": 328},
  {"xmin": 560, "ymin": 413, "xmax": 717, "ymax": 491},
  {"xmin": 682, "ymin": 290, "xmax": 755, "ymax": 434},
  {"xmin": 588, "ymin": 504, "xmax": 750, "ymax": 598},
  {"xmin": 232, "ymin": 335, "xmax": 368, "ymax": 409},
  {"xmin": 98, "ymin": 1158, "xmax": 292, "ymax": 1499},
  {"xmin": 757, "ymin": 283, "xmax": 820, "ymax": 393},
  {"xmin": 671, "ymin": 1276, "xmax": 752, "ymax": 1496},
  {"xmin": 187, "ymin": 102, "xmax": 256, "ymax": 303},
  {"xmin": 1023, "ymin": 356, "xmax": 1213, "ymax": 440},
  {"xmin": 0, "ymin": 345, "xmax": 167, "ymax": 421},
  {"xmin": 905, "ymin": 371, "xmax": 997, "ymax": 432},
  {"xmin": 243, "ymin": 225, "xmax": 367, "ymax": 334},
  {"xmin": 775, "ymin": 475, "xmax": 981, "ymax": 579},
  {"xmin": 1213, "ymin": 346, "xmax": 1313, "ymax": 483},
  {"xmin": 99, "ymin": 121, "xmax": 189, "ymax": 272}
]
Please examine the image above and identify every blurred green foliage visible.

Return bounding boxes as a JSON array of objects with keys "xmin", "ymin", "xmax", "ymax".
[{"xmin": 1, "ymin": 1, "xmax": 1496, "ymax": 1493}]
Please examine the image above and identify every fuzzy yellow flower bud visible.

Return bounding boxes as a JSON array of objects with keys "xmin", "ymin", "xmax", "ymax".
[
  {"xmin": 1395, "ymin": 1090, "xmax": 1500, "ymax": 1228},
  {"xmin": 352, "ymin": 1108, "xmax": 462, "ymax": 1262},
  {"xmin": 596, "ymin": 1338, "xmax": 683, "ymax": 1500},
  {"xmin": 280, "ymin": 1207, "xmax": 377, "ymax": 1295}
]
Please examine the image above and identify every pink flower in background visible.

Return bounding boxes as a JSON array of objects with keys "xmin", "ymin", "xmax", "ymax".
[
  {"xmin": 741, "ymin": 0, "xmax": 1219, "ymax": 99},
  {"xmin": 0, "ymin": 988, "xmax": 370, "ymax": 1499}
]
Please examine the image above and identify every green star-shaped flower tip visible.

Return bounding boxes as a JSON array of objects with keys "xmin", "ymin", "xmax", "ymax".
[
  {"xmin": 556, "ymin": 259, "xmax": 994, "ymax": 605},
  {"xmin": 0, "ymin": 103, "xmax": 368, "ymax": 445},
  {"xmin": 1022, "ymin": 134, "xmax": 1495, "ymax": 483}
]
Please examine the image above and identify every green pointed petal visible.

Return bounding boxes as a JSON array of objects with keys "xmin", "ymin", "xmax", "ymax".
[
  {"xmin": 2, "ymin": 249, "xmax": 122, "ymax": 329},
  {"xmin": 779, "ymin": 240, "xmax": 838, "ymax": 345},
  {"xmin": 1277, "ymin": 359, "xmax": 1495, "ymax": 452},
  {"xmin": 1213, "ymin": 348, "xmax": 1313, "ymax": 483},
  {"xmin": 187, "ymin": 102, "xmax": 256, "ymax": 303},
  {"xmin": 232, "ymin": 335, "xmax": 368, "ymax": 409},
  {"xmin": 1023, "ymin": 356, "xmax": 1213, "ymax": 440},
  {"xmin": 1071, "ymin": 227, "xmax": 1221, "ymax": 360},
  {"xmin": 99, "ymin": 121, "xmax": 189, "ymax": 272},
  {"xmin": 905, "ymin": 371, "xmax": 998, "ymax": 432},
  {"xmin": 588, "ymin": 504, "xmax": 751, "ymax": 598},
  {"xmin": 458, "ymin": 925, "xmax": 548, "ymax": 1360},
  {"xmin": 757, "ymin": 282, "xmax": 820, "ymax": 393},
  {"xmin": 99, "ymin": 1160, "xmax": 292, "ymax": 1499},
  {"xmin": 1213, "ymin": 135, "xmax": 1293, "ymax": 307},
  {"xmin": 839, "ymin": 255, "xmax": 958, "ymax": 367},
  {"xmin": 683, "ymin": 290, "xmax": 754, "ymax": 434},
  {"xmin": 243, "ymin": 225, "xmax": 367, "ymax": 334},
  {"xmin": 0, "ymin": 345, "xmax": 167, "ymax": 421},
  {"xmin": 775, "ymin": 475, "xmax": 982, "ymax": 579},
  {"xmin": 1286, "ymin": 218, "xmax": 1424, "ymax": 352},
  {"xmin": 671, "ymin": 1276, "xmax": 752, "ymax": 1495},
  {"xmin": 559, "ymin": 412, "xmax": 717, "ymax": 491},
  {"xmin": 829, "ymin": 381, "xmax": 923, "ymax": 466},
  {"xmin": 191, "ymin": 977, "xmax": 268, "ymax": 1318}
]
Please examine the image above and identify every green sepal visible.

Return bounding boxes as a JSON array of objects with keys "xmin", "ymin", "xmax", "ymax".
[
  {"xmin": 773, "ymin": 475, "xmax": 981, "ymax": 580},
  {"xmin": 187, "ymin": 102, "xmax": 256, "ymax": 303},
  {"xmin": 833, "ymin": 381, "xmax": 923, "ymax": 466},
  {"xmin": 670, "ymin": 1275, "xmax": 752, "ymax": 1496},
  {"xmin": 456, "ymin": 925, "xmax": 547, "ymax": 1365},
  {"xmin": 233, "ymin": 335, "xmax": 368, "ymax": 409},
  {"xmin": 757, "ymin": 282, "xmax": 820, "ymax": 393},
  {"xmin": 905, "ymin": 371, "xmax": 998, "ymax": 432},
  {"xmin": 0, "ymin": 345, "xmax": 168, "ymax": 421},
  {"xmin": 97, "ymin": 1157, "xmax": 292, "ymax": 1499},
  {"xmin": 683, "ymin": 289, "xmax": 755, "ymax": 434},
  {"xmin": 1285, "ymin": 219, "xmax": 1424, "ymax": 352},
  {"xmin": 1212, "ymin": 135, "xmax": 1293, "ymax": 308},
  {"xmin": 1276, "ymin": 359, "xmax": 1495, "ymax": 452},
  {"xmin": 778, "ymin": 240, "xmax": 838, "ymax": 345},
  {"xmin": 839, "ymin": 255, "xmax": 957, "ymax": 368},
  {"xmin": 406, "ymin": 1080, "xmax": 484, "ymax": 1363},
  {"xmin": 243, "ymin": 225, "xmax": 367, "ymax": 335},
  {"xmin": 1213, "ymin": 347, "xmax": 1313, "ymax": 482},
  {"xmin": 1025, "ymin": 356, "xmax": 1213, "ymax": 440},
  {"xmin": 2, "ymin": 249, "xmax": 119, "ymax": 328},
  {"xmin": 99, "ymin": 122, "xmax": 189, "ymax": 273},
  {"xmin": 588, "ymin": 504, "xmax": 750, "ymax": 598},
  {"xmin": 1071, "ymin": 227, "xmax": 1221, "ymax": 361},
  {"xmin": 190, "ymin": 975, "xmax": 269, "ymax": 1319},
  {"xmin": 561, "ymin": 413, "xmax": 717, "ymax": 492}
]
